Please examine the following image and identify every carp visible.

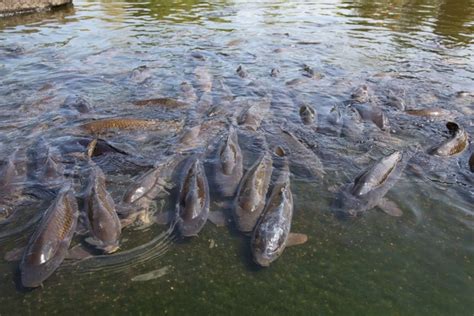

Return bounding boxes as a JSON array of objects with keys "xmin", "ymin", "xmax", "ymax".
[
  {"xmin": 175, "ymin": 156, "xmax": 210, "ymax": 237},
  {"xmin": 233, "ymin": 151, "xmax": 272, "ymax": 233},
  {"xmin": 215, "ymin": 126, "xmax": 243, "ymax": 197},
  {"xmin": 20, "ymin": 183, "xmax": 79, "ymax": 288}
]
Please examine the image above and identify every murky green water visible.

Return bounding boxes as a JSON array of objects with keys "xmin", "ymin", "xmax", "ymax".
[{"xmin": 0, "ymin": 0, "xmax": 473, "ymax": 315}]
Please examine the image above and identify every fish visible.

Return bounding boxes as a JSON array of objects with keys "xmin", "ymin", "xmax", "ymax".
[
  {"xmin": 351, "ymin": 85, "xmax": 370, "ymax": 103},
  {"xmin": 270, "ymin": 68, "xmax": 280, "ymax": 77},
  {"xmin": 233, "ymin": 151, "xmax": 272, "ymax": 233},
  {"xmin": 405, "ymin": 108, "xmax": 452, "ymax": 118},
  {"xmin": 236, "ymin": 65, "xmax": 248, "ymax": 78},
  {"xmin": 251, "ymin": 151, "xmax": 307, "ymax": 267},
  {"xmin": 121, "ymin": 156, "xmax": 182, "ymax": 226},
  {"xmin": 299, "ymin": 105, "xmax": 316, "ymax": 125},
  {"xmin": 20, "ymin": 183, "xmax": 79, "ymax": 288},
  {"xmin": 237, "ymin": 98, "xmax": 271, "ymax": 131},
  {"xmin": 194, "ymin": 66, "xmax": 212, "ymax": 93},
  {"xmin": 175, "ymin": 156, "xmax": 210, "ymax": 237},
  {"xmin": 83, "ymin": 162, "xmax": 121, "ymax": 253},
  {"xmin": 430, "ymin": 122, "xmax": 468, "ymax": 156},
  {"xmin": 385, "ymin": 93, "xmax": 405, "ymax": 111},
  {"xmin": 215, "ymin": 126, "xmax": 243, "ymax": 197},
  {"xmin": 354, "ymin": 104, "xmax": 390, "ymax": 131},
  {"xmin": 279, "ymin": 126, "xmax": 325, "ymax": 179},
  {"xmin": 129, "ymin": 65, "xmax": 152, "ymax": 83},
  {"xmin": 61, "ymin": 95, "xmax": 91, "ymax": 114},
  {"xmin": 133, "ymin": 98, "xmax": 188, "ymax": 108},
  {"xmin": 79, "ymin": 118, "xmax": 183, "ymax": 134},
  {"xmin": 180, "ymin": 81, "xmax": 198, "ymax": 104},
  {"xmin": 334, "ymin": 151, "xmax": 410, "ymax": 217}
]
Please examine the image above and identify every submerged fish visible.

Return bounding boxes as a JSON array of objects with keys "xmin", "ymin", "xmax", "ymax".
[
  {"xmin": 215, "ymin": 126, "xmax": 243, "ymax": 197},
  {"xmin": 79, "ymin": 118, "xmax": 183, "ymax": 134},
  {"xmin": 133, "ymin": 98, "xmax": 188, "ymax": 108},
  {"xmin": 351, "ymin": 85, "xmax": 370, "ymax": 104},
  {"xmin": 194, "ymin": 66, "xmax": 213, "ymax": 93},
  {"xmin": 61, "ymin": 95, "xmax": 91, "ymax": 114},
  {"xmin": 430, "ymin": 122, "xmax": 468, "ymax": 156},
  {"xmin": 121, "ymin": 156, "xmax": 181, "ymax": 225},
  {"xmin": 175, "ymin": 156, "xmax": 210, "ymax": 237},
  {"xmin": 251, "ymin": 151, "xmax": 307, "ymax": 267},
  {"xmin": 233, "ymin": 151, "xmax": 272, "ymax": 233},
  {"xmin": 20, "ymin": 183, "xmax": 79, "ymax": 288},
  {"xmin": 299, "ymin": 105, "xmax": 316, "ymax": 125},
  {"xmin": 83, "ymin": 163, "xmax": 121, "ymax": 253},
  {"xmin": 280, "ymin": 126, "xmax": 325, "ymax": 179},
  {"xmin": 334, "ymin": 151, "xmax": 409, "ymax": 217},
  {"xmin": 405, "ymin": 108, "xmax": 451, "ymax": 118},
  {"xmin": 354, "ymin": 104, "xmax": 390, "ymax": 131},
  {"xmin": 180, "ymin": 81, "xmax": 198, "ymax": 104},
  {"xmin": 236, "ymin": 65, "xmax": 248, "ymax": 78},
  {"xmin": 237, "ymin": 98, "xmax": 271, "ymax": 131}
]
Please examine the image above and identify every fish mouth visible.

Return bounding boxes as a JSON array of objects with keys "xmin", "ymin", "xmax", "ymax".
[{"xmin": 103, "ymin": 244, "xmax": 120, "ymax": 254}]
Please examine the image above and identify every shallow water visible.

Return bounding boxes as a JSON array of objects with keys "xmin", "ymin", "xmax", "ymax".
[{"xmin": 0, "ymin": 0, "xmax": 473, "ymax": 314}]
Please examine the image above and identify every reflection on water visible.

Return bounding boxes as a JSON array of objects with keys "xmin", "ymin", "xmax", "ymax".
[{"xmin": 0, "ymin": 0, "xmax": 473, "ymax": 315}]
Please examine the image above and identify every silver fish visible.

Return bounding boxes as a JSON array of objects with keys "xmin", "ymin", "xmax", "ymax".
[{"xmin": 430, "ymin": 122, "xmax": 468, "ymax": 156}]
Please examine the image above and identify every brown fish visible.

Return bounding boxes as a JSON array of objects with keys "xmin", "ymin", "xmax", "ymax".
[
  {"xmin": 405, "ymin": 108, "xmax": 452, "ymax": 118},
  {"xmin": 133, "ymin": 98, "xmax": 188, "ymax": 108},
  {"xmin": 20, "ymin": 183, "xmax": 79, "ymax": 288},
  {"xmin": 430, "ymin": 122, "xmax": 468, "ymax": 156},
  {"xmin": 215, "ymin": 126, "xmax": 243, "ymax": 197},
  {"xmin": 79, "ymin": 118, "xmax": 183, "ymax": 134},
  {"xmin": 83, "ymin": 163, "xmax": 121, "ymax": 253},
  {"xmin": 233, "ymin": 151, "xmax": 272, "ymax": 233}
]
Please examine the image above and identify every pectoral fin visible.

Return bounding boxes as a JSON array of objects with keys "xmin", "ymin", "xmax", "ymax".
[
  {"xmin": 208, "ymin": 211, "xmax": 227, "ymax": 227},
  {"xmin": 4, "ymin": 246, "xmax": 25, "ymax": 262},
  {"xmin": 286, "ymin": 233, "xmax": 308, "ymax": 247},
  {"xmin": 377, "ymin": 198, "xmax": 403, "ymax": 217},
  {"xmin": 66, "ymin": 244, "xmax": 95, "ymax": 260}
]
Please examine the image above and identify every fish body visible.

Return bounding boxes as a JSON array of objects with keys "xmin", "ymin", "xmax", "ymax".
[
  {"xmin": 251, "ymin": 158, "xmax": 292, "ymax": 267},
  {"xmin": 405, "ymin": 108, "xmax": 451, "ymax": 118},
  {"xmin": 237, "ymin": 98, "xmax": 270, "ymax": 131},
  {"xmin": 83, "ymin": 164, "xmax": 121, "ymax": 253},
  {"xmin": 233, "ymin": 151, "xmax": 272, "ymax": 233},
  {"xmin": 215, "ymin": 127, "xmax": 243, "ymax": 197},
  {"xmin": 20, "ymin": 184, "xmax": 79, "ymax": 288},
  {"xmin": 334, "ymin": 151, "xmax": 409, "ymax": 217},
  {"xmin": 431, "ymin": 122, "xmax": 468, "ymax": 156},
  {"xmin": 351, "ymin": 85, "xmax": 370, "ymax": 103},
  {"xmin": 299, "ymin": 105, "xmax": 316, "ymax": 125},
  {"xmin": 175, "ymin": 157, "xmax": 210, "ymax": 237},
  {"xmin": 133, "ymin": 98, "xmax": 188, "ymax": 108},
  {"xmin": 80, "ymin": 118, "xmax": 182, "ymax": 134}
]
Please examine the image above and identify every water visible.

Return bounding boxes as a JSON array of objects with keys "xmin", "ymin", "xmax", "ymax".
[{"xmin": 0, "ymin": 0, "xmax": 473, "ymax": 314}]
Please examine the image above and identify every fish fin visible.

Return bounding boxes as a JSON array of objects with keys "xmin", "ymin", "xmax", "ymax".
[
  {"xmin": 4, "ymin": 247, "xmax": 25, "ymax": 262},
  {"xmin": 286, "ymin": 233, "xmax": 308, "ymax": 247},
  {"xmin": 120, "ymin": 216, "xmax": 136, "ymax": 228},
  {"xmin": 84, "ymin": 237, "xmax": 103, "ymax": 247},
  {"xmin": 155, "ymin": 211, "xmax": 172, "ymax": 225},
  {"xmin": 208, "ymin": 211, "xmax": 227, "ymax": 227},
  {"xmin": 377, "ymin": 198, "xmax": 403, "ymax": 217},
  {"xmin": 66, "ymin": 244, "xmax": 94, "ymax": 260}
]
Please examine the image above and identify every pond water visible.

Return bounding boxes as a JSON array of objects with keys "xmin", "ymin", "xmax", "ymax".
[{"xmin": 0, "ymin": 0, "xmax": 473, "ymax": 314}]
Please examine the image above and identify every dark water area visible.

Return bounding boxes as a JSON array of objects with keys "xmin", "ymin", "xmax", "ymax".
[{"xmin": 0, "ymin": 0, "xmax": 473, "ymax": 315}]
